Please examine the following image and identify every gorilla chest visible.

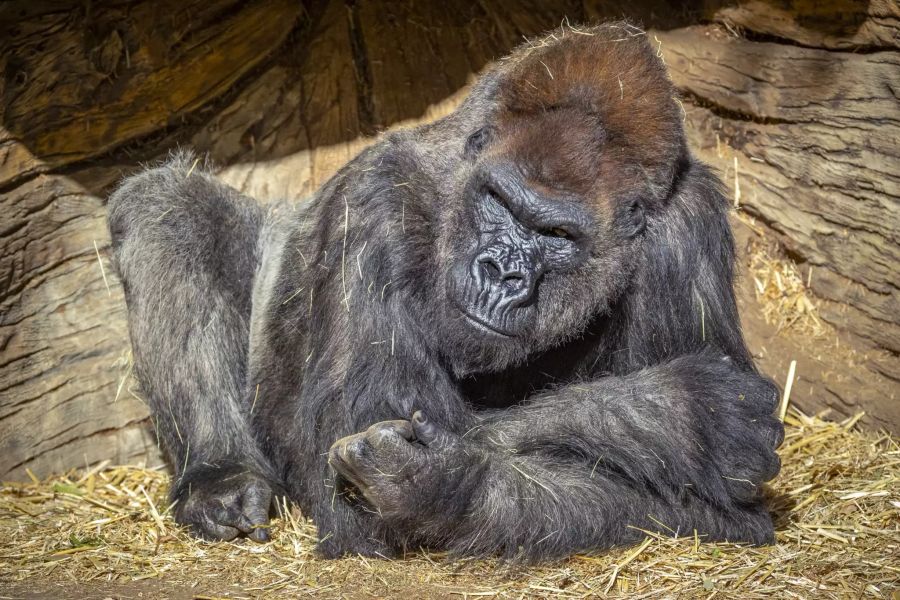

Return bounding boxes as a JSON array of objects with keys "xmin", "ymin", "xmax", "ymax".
[{"xmin": 456, "ymin": 348, "xmax": 591, "ymax": 409}]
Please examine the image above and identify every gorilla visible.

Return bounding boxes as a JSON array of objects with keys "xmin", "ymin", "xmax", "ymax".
[{"xmin": 108, "ymin": 22, "xmax": 784, "ymax": 560}]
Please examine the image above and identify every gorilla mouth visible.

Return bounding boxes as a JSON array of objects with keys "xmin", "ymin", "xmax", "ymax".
[
  {"xmin": 448, "ymin": 263, "xmax": 519, "ymax": 338},
  {"xmin": 460, "ymin": 309, "xmax": 515, "ymax": 338}
]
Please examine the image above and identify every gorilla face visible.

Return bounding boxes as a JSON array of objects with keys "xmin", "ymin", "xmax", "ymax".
[
  {"xmin": 449, "ymin": 159, "xmax": 594, "ymax": 337},
  {"xmin": 424, "ymin": 28, "xmax": 685, "ymax": 373},
  {"xmin": 442, "ymin": 113, "xmax": 653, "ymax": 364}
]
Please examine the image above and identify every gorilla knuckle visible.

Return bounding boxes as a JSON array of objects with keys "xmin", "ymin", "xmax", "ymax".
[
  {"xmin": 199, "ymin": 520, "xmax": 240, "ymax": 542},
  {"xmin": 764, "ymin": 417, "xmax": 786, "ymax": 449},
  {"xmin": 754, "ymin": 378, "xmax": 781, "ymax": 414},
  {"xmin": 747, "ymin": 428, "xmax": 782, "ymax": 483},
  {"xmin": 728, "ymin": 374, "xmax": 780, "ymax": 417},
  {"xmin": 763, "ymin": 452, "xmax": 782, "ymax": 482},
  {"xmin": 368, "ymin": 429, "xmax": 399, "ymax": 450},
  {"xmin": 363, "ymin": 424, "xmax": 395, "ymax": 446},
  {"xmin": 240, "ymin": 477, "xmax": 273, "ymax": 503},
  {"xmin": 343, "ymin": 435, "xmax": 370, "ymax": 461}
]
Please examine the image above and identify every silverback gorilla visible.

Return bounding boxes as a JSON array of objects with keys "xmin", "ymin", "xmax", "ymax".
[{"xmin": 108, "ymin": 23, "xmax": 784, "ymax": 560}]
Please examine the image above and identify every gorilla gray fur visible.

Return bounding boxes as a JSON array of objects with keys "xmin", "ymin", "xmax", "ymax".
[{"xmin": 108, "ymin": 23, "xmax": 783, "ymax": 560}]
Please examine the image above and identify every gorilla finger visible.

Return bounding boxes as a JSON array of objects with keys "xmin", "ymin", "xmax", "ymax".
[
  {"xmin": 330, "ymin": 461, "xmax": 367, "ymax": 492},
  {"xmin": 209, "ymin": 500, "xmax": 243, "ymax": 527},
  {"xmin": 723, "ymin": 477, "xmax": 758, "ymax": 502},
  {"xmin": 330, "ymin": 433, "xmax": 368, "ymax": 464},
  {"xmin": 755, "ymin": 379, "xmax": 780, "ymax": 415},
  {"xmin": 234, "ymin": 512, "xmax": 271, "ymax": 542},
  {"xmin": 742, "ymin": 445, "xmax": 780, "ymax": 484},
  {"xmin": 328, "ymin": 437, "xmax": 372, "ymax": 486},
  {"xmin": 765, "ymin": 418, "xmax": 785, "ymax": 449},
  {"xmin": 234, "ymin": 513, "xmax": 257, "ymax": 533},
  {"xmin": 197, "ymin": 519, "xmax": 240, "ymax": 542},
  {"xmin": 249, "ymin": 526, "xmax": 271, "ymax": 543},
  {"xmin": 240, "ymin": 480, "xmax": 273, "ymax": 513},
  {"xmin": 239, "ymin": 490, "xmax": 273, "ymax": 535},
  {"xmin": 411, "ymin": 411, "xmax": 449, "ymax": 447},
  {"xmin": 365, "ymin": 420, "xmax": 415, "ymax": 447},
  {"xmin": 762, "ymin": 453, "xmax": 781, "ymax": 482}
]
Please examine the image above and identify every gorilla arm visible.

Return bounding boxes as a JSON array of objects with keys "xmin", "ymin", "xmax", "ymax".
[{"xmin": 328, "ymin": 352, "xmax": 783, "ymax": 559}]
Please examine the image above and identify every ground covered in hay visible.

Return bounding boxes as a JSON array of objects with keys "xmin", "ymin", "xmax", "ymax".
[{"xmin": 1, "ymin": 410, "xmax": 897, "ymax": 599}]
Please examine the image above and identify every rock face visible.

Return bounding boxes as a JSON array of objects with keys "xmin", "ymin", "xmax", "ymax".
[{"xmin": 1, "ymin": 0, "xmax": 897, "ymax": 480}]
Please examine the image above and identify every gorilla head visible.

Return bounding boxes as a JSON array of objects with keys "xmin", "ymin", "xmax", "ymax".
[{"xmin": 424, "ymin": 27, "xmax": 687, "ymax": 372}]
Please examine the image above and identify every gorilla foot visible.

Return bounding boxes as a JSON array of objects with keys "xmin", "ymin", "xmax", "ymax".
[{"xmin": 172, "ymin": 462, "xmax": 278, "ymax": 542}]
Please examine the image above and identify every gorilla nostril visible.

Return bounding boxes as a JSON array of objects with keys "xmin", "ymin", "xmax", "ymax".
[
  {"xmin": 476, "ymin": 255, "xmax": 530, "ymax": 292},
  {"xmin": 480, "ymin": 260, "xmax": 502, "ymax": 281},
  {"xmin": 502, "ymin": 273, "xmax": 526, "ymax": 291}
]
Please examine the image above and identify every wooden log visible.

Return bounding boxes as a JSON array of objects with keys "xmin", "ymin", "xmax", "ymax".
[
  {"xmin": 708, "ymin": 0, "xmax": 900, "ymax": 50},
  {"xmin": 0, "ymin": 174, "xmax": 159, "ymax": 478}
]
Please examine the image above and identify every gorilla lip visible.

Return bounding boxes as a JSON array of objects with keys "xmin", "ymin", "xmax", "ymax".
[
  {"xmin": 448, "ymin": 267, "xmax": 517, "ymax": 337},
  {"xmin": 460, "ymin": 309, "xmax": 515, "ymax": 338}
]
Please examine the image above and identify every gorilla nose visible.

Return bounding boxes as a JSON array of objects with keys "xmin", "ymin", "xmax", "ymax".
[{"xmin": 478, "ymin": 256, "xmax": 528, "ymax": 291}]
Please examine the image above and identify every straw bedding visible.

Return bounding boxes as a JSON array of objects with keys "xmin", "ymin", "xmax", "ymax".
[{"xmin": 1, "ymin": 409, "xmax": 897, "ymax": 599}]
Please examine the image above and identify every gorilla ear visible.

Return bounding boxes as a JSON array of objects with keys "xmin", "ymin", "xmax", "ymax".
[
  {"xmin": 620, "ymin": 196, "xmax": 646, "ymax": 238},
  {"xmin": 464, "ymin": 127, "xmax": 493, "ymax": 159}
]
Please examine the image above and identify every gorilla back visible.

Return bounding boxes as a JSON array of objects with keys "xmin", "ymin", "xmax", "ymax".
[{"xmin": 108, "ymin": 22, "xmax": 783, "ymax": 560}]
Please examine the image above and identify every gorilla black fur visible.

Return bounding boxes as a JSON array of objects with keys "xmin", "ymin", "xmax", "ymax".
[{"xmin": 108, "ymin": 22, "xmax": 784, "ymax": 560}]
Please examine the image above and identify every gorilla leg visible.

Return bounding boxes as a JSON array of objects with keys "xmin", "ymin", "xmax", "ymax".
[{"xmin": 108, "ymin": 155, "xmax": 278, "ymax": 541}]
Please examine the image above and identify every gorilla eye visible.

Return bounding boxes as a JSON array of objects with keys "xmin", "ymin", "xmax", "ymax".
[{"xmin": 542, "ymin": 227, "xmax": 571, "ymax": 239}]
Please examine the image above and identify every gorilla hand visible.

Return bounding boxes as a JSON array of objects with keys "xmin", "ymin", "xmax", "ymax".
[
  {"xmin": 693, "ymin": 360, "xmax": 785, "ymax": 503},
  {"xmin": 600, "ymin": 357, "xmax": 785, "ymax": 505},
  {"xmin": 328, "ymin": 412, "xmax": 482, "ymax": 532},
  {"xmin": 172, "ymin": 461, "xmax": 280, "ymax": 542}
]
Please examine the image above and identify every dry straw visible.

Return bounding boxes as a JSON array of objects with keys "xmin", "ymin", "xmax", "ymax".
[
  {"xmin": 747, "ymin": 237, "xmax": 825, "ymax": 338},
  {"xmin": 1, "ymin": 409, "xmax": 897, "ymax": 598}
]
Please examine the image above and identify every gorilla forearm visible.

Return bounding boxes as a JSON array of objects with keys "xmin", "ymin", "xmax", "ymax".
[
  {"xmin": 330, "ymin": 354, "xmax": 781, "ymax": 557},
  {"xmin": 477, "ymin": 353, "xmax": 783, "ymax": 507},
  {"xmin": 333, "ymin": 410, "xmax": 775, "ymax": 560},
  {"xmin": 440, "ymin": 454, "xmax": 774, "ymax": 559}
]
